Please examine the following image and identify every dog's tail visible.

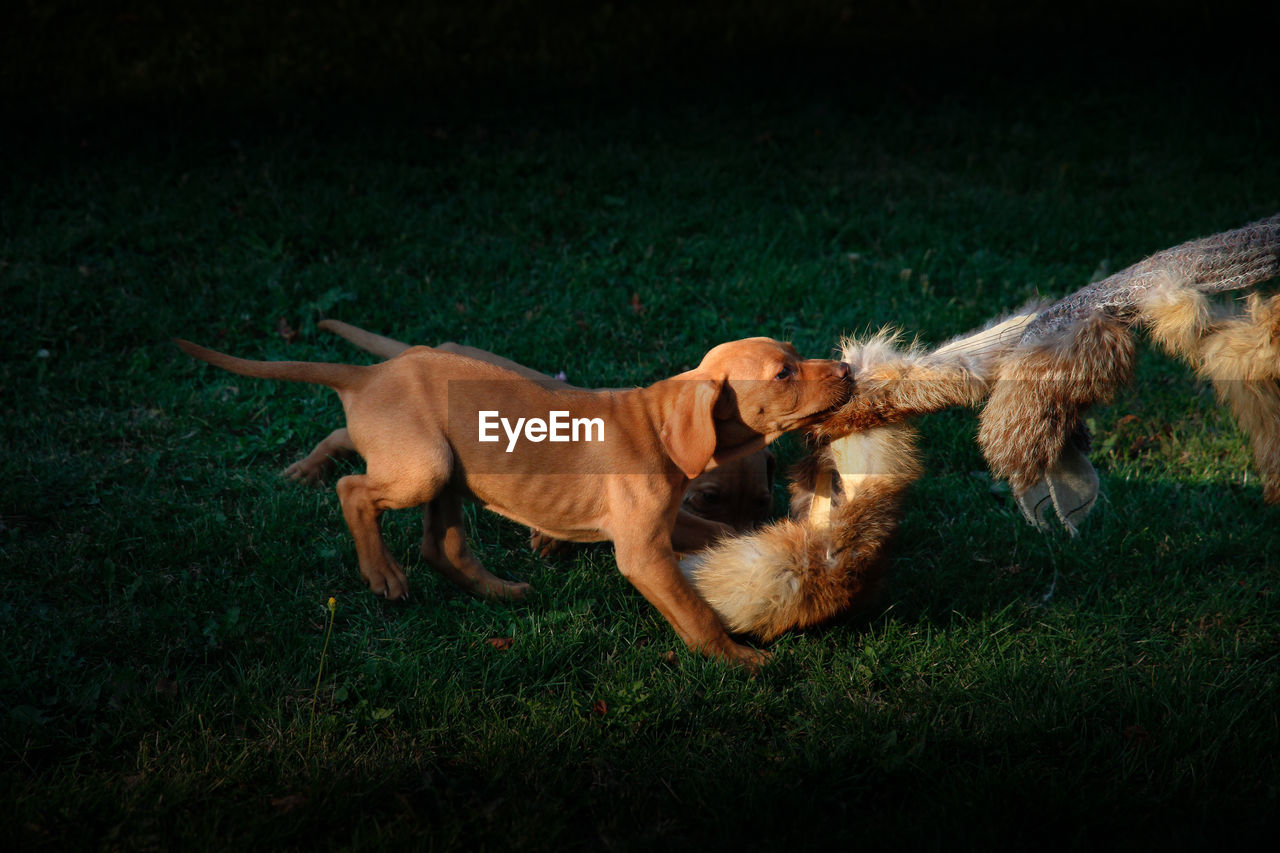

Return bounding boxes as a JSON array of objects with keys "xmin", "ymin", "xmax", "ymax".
[
  {"xmin": 317, "ymin": 319, "xmax": 412, "ymax": 359},
  {"xmin": 175, "ymin": 339, "xmax": 368, "ymax": 391}
]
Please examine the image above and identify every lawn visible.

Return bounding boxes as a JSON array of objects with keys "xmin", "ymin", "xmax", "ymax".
[{"xmin": 3, "ymin": 6, "xmax": 1279, "ymax": 849}]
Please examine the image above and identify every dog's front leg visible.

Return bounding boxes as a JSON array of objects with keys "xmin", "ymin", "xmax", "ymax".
[{"xmin": 613, "ymin": 534, "xmax": 769, "ymax": 669}]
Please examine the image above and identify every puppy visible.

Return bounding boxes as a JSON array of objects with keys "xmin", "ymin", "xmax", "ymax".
[
  {"xmin": 177, "ymin": 334, "xmax": 850, "ymax": 666},
  {"xmin": 284, "ymin": 320, "xmax": 777, "ymax": 552}
]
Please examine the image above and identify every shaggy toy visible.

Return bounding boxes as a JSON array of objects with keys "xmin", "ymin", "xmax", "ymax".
[{"xmin": 682, "ymin": 214, "xmax": 1280, "ymax": 641}]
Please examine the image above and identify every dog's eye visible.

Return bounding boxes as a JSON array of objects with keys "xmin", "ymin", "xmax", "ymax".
[
  {"xmin": 686, "ymin": 490, "xmax": 720, "ymax": 509},
  {"xmin": 774, "ymin": 365, "xmax": 794, "ymax": 380}
]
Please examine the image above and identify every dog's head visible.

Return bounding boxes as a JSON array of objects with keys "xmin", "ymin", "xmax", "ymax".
[
  {"xmin": 658, "ymin": 337, "xmax": 851, "ymax": 478},
  {"xmin": 682, "ymin": 448, "xmax": 777, "ymax": 531}
]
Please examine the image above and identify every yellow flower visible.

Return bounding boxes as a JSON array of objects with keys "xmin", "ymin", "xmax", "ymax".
[{"xmin": 309, "ymin": 596, "xmax": 339, "ymax": 752}]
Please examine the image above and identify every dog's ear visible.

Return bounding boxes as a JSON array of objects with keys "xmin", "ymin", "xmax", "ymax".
[
  {"xmin": 661, "ymin": 376, "xmax": 725, "ymax": 479},
  {"xmin": 711, "ymin": 383, "xmax": 739, "ymax": 421}
]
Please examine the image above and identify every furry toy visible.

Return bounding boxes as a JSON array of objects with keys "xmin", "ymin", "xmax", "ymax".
[{"xmin": 682, "ymin": 213, "xmax": 1280, "ymax": 640}]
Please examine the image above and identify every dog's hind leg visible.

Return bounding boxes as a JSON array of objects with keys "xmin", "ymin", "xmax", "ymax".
[
  {"xmin": 420, "ymin": 492, "xmax": 532, "ymax": 600},
  {"xmin": 335, "ymin": 438, "xmax": 455, "ymax": 600},
  {"xmin": 336, "ymin": 474, "xmax": 417, "ymax": 600}
]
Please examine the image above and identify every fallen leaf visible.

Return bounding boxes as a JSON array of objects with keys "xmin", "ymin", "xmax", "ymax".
[
  {"xmin": 271, "ymin": 794, "xmax": 308, "ymax": 813},
  {"xmin": 276, "ymin": 317, "xmax": 299, "ymax": 343},
  {"xmin": 1123, "ymin": 724, "xmax": 1153, "ymax": 749},
  {"xmin": 486, "ymin": 637, "xmax": 513, "ymax": 651},
  {"xmin": 592, "ymin": 700, "xmax": 608, "ymax": 716}
]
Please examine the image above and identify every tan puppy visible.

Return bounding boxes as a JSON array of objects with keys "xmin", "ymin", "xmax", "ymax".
[
  {"xmin": 284, "ymin": 320, "xmax": 776, "ymax": 552},
  {"xmin": 177, "ymin": 334, "xmax": 850, "ymax": 666}
]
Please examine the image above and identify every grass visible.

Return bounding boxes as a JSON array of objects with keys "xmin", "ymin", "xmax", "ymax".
[{"xmin": 3, "ymin": 22, "xmax": 1280, "ymax": 849}]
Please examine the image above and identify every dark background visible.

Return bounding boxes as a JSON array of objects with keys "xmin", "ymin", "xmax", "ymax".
[{"xmin": 5, "ymin": 1, "xmax": 1276, "ymax": 116}]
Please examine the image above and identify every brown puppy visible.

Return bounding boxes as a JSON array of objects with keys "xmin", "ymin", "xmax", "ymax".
[
  {"xmin": 177, "ymin": 334, "xmax": 850, "ymax": 666},
  {"xmin": 284, "ymin": 320, "xmax": 776, "ymax": 552}
]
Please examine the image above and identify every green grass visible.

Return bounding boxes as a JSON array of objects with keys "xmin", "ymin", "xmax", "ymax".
[{"xmin": 4, "ymin": 40, "xmax": 1280, "ymax": 850}]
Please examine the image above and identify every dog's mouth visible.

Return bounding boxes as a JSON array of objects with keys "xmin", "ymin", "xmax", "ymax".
[
  {"xmin": 829, "ymin": 371, "xmax": 855, "ymax": 406},
  {"xmin": 800, "ymin": 373, "xmax": 878, "ymax": 439},
  {"xmin": 812, "ymin": 372, "xmax": 855, "ymax": 414},
  {"xmin": 779, "ymin": 373, "xmax": 855, "ymax": 431}
]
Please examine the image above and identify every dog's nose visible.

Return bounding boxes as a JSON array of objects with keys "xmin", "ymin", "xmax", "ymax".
[{"xmin": 832, "ymin": 361, "xmax": 850, "ymax": 379}]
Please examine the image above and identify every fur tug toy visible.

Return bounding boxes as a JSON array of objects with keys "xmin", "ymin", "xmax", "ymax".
[{"xmin": 682, "ymin": 214, "xmax": 1280, "ymax": 641}]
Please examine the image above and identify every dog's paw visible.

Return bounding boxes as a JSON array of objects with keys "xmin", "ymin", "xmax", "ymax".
[
  {"xmin": 529, "ymin": 529, "xmax": 568, "ymax": 558},
  {"xmin": 727, "ymin": 643, "xmax": 772, "ymax": 672},
  {"xmin": 283, "ymin": 458, "xmax": 328, "ymax": 486},
  {"xmin": 474, "ymin": 577, "xmax": 532, "ymax": 602},
  {"xmin": 367, "ymin": 564, "xmax": 410, "ymax": 601},
  {"xmin": 496, "ymin": 580, "xmax": 532, "ymax": 601}
]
